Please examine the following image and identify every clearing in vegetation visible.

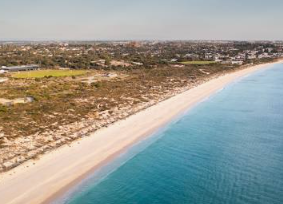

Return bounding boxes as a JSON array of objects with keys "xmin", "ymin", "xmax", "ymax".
[{"xmin": 12, "ymin": 70, "xmax": 87, "ymax": 79}]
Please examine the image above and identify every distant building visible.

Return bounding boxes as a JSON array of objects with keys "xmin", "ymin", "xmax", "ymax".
[
  {"xmin": 127, "ymin": 41, "xmax": 142, "ymax": 48},
  {"xmin": 132, "ymin": 62, "xmax": 143, "ymax": 66},
  {"xmin": 247, "ymin": 54, "xmax": 257, "ymax": 60},
  {"xmin": 0, "ymin": 65, "xmax": 40, "ymax": 72},
  {"xmin": 221, "ymin": 60, "xmax": 232, "ymax": 65},
  {"xmin": 231, "ymin": 60, "xmax": 244, "ymax": 65},
  {"xmin": 258, "ymin": 53, "xmax": 270, "ymax": 59},
  {"xmin": 105, "ymin": 73, "xmax": 118, "ymax": 78},
  {"xmin": 171, "ymin": 64, "xmax": 185, "ymax": 68}
]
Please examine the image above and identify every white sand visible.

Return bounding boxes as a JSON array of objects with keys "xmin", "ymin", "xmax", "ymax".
[{"xmin": 0, "ymin": 60, "xmax": 282, "ymax": 204}]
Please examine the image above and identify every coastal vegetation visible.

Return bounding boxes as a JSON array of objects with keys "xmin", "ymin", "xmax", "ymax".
[{"xmin": 0, "ymin": 63, "xmax": 243, "ymax": 171}]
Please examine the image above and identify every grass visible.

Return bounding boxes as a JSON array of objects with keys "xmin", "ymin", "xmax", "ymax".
[
  {"xmin": 12, "ymin": 69, "xmax": 87, "ymax": 79},
  {"xmin": 180, "ymin": 61, "xmax": 217, "ymax": 65}
]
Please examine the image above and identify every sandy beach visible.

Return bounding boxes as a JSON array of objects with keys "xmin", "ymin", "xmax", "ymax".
[{"xmin": 0, "ymin": 60, "xmax": 282, "ymax": 204}]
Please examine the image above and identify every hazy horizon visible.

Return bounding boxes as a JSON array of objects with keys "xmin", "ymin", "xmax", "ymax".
[
  {"xmin": 0, "ymin": 39, "xmax": 282, "ymax": 42},
  {"xmin": 1, "ymin": 0, "xmax": 283, "ymax": 41}
]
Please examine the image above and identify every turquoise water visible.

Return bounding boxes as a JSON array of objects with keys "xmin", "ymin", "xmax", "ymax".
[{"xmin": 60, "ymin": 64, "xmax": 283, "ymax": 204}]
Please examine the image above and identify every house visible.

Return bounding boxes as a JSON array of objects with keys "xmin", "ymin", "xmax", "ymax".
[
  {"xmin": 110, "ymin": 60, "xmax": 131, "ymax": 67},
  {"xmin": 258, "ymin": 53, "xmax": 270, "ymax": 59},
  {"xmin": 105, "ymin": 73, "xmax": 118, "ymax": 78},
  {"xmin": 132, "ymin": 62, "xmax": 143, "ymax": 66},
  {"xmin": 1, "ymin": 65, "xmax": 40, "ymax": 72},
  {"xmin": 214, "ymin": 59, "xmax": 223, "ymax": 63},
  {"xmin": 171, "ymin": 64, "xmax": 185, "ymax": 68},
  {"xmin": 247, "ymin": 54, "xmax": 257, "ymax": 60},
  {"xmin": 221, "ymin": 60, "xmax": 232, "ymax": 65},
  {"xmin": 232, "ymin": 60, "xmax": 244, "ymax": 65},
  {"xmin": 91, "ymin": 60, "xmax": 106, "ymax": 67}
]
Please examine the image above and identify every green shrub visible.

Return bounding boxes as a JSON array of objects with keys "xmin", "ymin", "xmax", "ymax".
[
  {"xmin": 0, "ymin": 105, "xmax": 7, "ymax": 112},
  {"xmin": 91, "ymin": 82, "xmax": 102, "ymax": 88}
]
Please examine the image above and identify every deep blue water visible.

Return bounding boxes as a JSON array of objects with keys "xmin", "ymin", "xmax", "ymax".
[{"xmin": 60, "ymin": 64, "xmax": 283, "ymax": 204}]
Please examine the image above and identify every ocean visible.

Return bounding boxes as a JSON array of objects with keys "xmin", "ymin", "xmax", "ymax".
[{"xmin": 56, "ymin": 63, "xmax": 283, "ymax": 204}]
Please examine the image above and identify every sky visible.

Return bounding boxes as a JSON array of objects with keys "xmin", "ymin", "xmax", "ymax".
[{"xmin": 0, "ymin": 0, "xmax": 283, "ymax": 41}]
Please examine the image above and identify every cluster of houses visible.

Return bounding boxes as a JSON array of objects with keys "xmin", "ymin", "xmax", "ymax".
[
  {"xmin": 1, "ymin": 41, "xmax": 283, "ymax": 70},
  {"xmin": 215, "ymin": 48, "xmax": 282, "ymax": 65},
  {"xmin": 171, "ymin": 46, "xmax": 283, "ymax": 66}
]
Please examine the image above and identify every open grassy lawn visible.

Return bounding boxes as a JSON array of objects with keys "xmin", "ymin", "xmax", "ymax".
[
  {"xmin": 12, "ymin": 69, "xmax": 87, "ymax": 79},
  {"xmin": 180, "ymin": 61, "xmax": 217, "ymax": 65}
]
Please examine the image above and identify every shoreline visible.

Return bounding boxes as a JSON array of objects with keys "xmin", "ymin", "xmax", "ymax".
[{"xmin": 0, "ymin": 60, "xmax": 282, "ymax": 204}]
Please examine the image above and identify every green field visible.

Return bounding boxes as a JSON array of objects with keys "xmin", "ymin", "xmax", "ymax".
[
  {"xmin": 12, "ymin": 70, "xmax": 87, "ymax": 79},
  {"xmin": 180, "ymin": 61, "xmax": 217, "ymax": 65}
]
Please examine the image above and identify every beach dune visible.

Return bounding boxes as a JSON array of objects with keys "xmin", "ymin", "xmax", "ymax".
[{"xmin": 0, "ymin": 61, "xmax": 282, "ymax": 204}]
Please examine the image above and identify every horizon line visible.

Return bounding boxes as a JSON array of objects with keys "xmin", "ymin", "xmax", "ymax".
[{"xmin": 1, "ymin": 39, "xmax": 283, "ymax": 42}]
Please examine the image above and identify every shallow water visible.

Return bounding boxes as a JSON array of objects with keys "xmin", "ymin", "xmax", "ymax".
[{"xmin": 60, "ymin": 64, "xmax": 283, "ymax": 204}]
